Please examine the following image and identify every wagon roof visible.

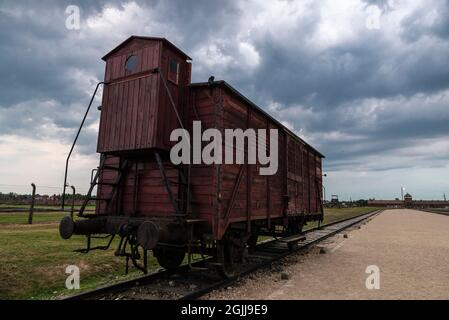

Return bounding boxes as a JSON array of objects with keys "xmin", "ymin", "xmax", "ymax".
[
  {"xmin": 102, "ymin": 35, "xmax": 192, "ymax": 61},
  {"xmin": 189, "ymin": 80, "xmax": 325, "ymax": 158}
]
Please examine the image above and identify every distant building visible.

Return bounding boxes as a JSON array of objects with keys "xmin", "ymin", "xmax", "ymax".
[
  {"xmin": 368, "ymin": 193, "xmax": 449, "ymax": 208},
  {"xmin": 367, "ymin": 199, "xmax": 403, "ymax": 208},
  {"xmin": 404, "ymin": 193, "xmax": 413, "ymax": 208}
]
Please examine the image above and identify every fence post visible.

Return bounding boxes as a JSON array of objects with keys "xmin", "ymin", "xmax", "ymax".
[
  {"xmin": 28, "ymin": 183, "xmax": 36, "ymax": 224},
  {"xmin": 70, "ymin": 186, "xmax": 76, "ymax": 219}
]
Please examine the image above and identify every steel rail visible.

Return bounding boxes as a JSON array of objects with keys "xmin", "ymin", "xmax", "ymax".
[{"xmin": 181, "ymin": 209, "xmax": 383, "ymax": 300}]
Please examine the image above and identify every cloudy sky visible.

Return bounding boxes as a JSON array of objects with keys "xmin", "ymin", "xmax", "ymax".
[{"xmin": 0, "ymin": 0, "xmax": 448, "ymax": 200}]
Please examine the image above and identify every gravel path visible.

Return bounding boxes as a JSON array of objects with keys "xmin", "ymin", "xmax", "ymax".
[{"xmin": 205, "ymin": 209, "xmax": 449, "ymax": 300}]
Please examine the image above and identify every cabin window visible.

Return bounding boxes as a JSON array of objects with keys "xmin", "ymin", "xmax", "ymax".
[
  {"xmin": 168, "ymin": 58, "xmax": 179, "ymax": 84},
  {"xmin": 125, "ymin": 55, "xmax": 139, "ymax": 72}
]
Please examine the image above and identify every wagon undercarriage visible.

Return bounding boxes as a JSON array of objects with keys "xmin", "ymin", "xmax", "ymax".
[{"xmin": 60, "ymin": 210, "xmax": 321, "ymax": 277}]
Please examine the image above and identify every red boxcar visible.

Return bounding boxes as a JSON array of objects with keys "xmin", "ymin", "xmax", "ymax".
[{"xmin": 60, "ymin": 36, "xmax": 324, "ymax": 277}]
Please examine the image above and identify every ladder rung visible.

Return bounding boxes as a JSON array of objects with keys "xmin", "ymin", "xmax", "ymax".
[
  {"xmin": 96, "ymin": 182, "xmax": 117, "ymax": 186},
  {"xmin": 90, "ymin": 197, "xmax": 112, "ymax": 201},
  {"xmin": 103, "ymin": 165, "xmax": 121, "ymax": 171}
]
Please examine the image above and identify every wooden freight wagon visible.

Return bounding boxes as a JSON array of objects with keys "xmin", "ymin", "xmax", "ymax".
[
  {"xmin": 60, "ymin": 36, "xmax": 324, "ymax": 277},
  {"xmin": 188, "ymin": 81, "xmax": 324, "ymax": 241}
]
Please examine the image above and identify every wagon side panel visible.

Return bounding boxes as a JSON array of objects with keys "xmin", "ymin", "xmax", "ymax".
[
  {"xmin": 217, "ymin": 90, "xmax": 287, "ymax": 239},
  {"xmin": 186, "ymin": 89, "xmax": 221, "ymax": 226},
  {"xmin": 303, "ymin": 148, "xmax": 310, "ymax": 213}
]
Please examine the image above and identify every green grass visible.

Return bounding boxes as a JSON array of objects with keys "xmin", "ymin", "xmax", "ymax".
[
  {"xmin": 0, "ymin": 209, "xmax": 97, "ymax": 225},
  {"xmin": 0, "ymin": 204, "xmax": 158, "ymax": 300},
  {"xmin": 0, "ymin": 204, "xmax": 60, "ymax": 209},
  {"xmin": 0, "ymin": 218, "xmax": 159, "ymax": 300},
  {"xmin": 0, "ymin": 212, "xmax": 67, "ymax": 225},
  {"xmin": 0, "ymin": 204, "xmax": 96, "ymax": 225},
  {"xmin": 0, "ymin": 204, "xmax": 95, "ymax": 210}
]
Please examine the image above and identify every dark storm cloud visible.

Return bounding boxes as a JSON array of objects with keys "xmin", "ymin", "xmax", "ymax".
[
  {"xmin": 272, "ymin": 87, "xmax": 449, "ymax": 169},
  {"xmin": 0, "ymin": 1, "xmax": 122, "ymax": 157},
  {"xmin": 0, "ymin": 0, "xmax": 240, "ymax": 152},
  {"xmin": 145, "ymin": 0, "xmax": 240, "ymax": 44},
  {"xmin": 361, "ymin": 0, "xmax": 394, "ymax": 11},
  {"xmin": 400, "ymin": 0, "xmax": 449, "ymax": 42},
  {"xmin": 0, "ymin": 1, "xmax": 117, "ymax": 105},
  {"xmin": 1, "ymin": 0, "xmax": 280, "ymax": 108},
  {"xmin": 247, "ymin": 21, "xmax": 449, "ymax": 110},
  {"xmin": 0, "ymin": 0, "xmax": 449, "ymax": 172}
]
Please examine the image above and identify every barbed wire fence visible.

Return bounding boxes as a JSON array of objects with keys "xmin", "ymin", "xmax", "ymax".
[
  {"xmin": 0, "ymin": 183, "xmax": 90, "ymax": 193},
  {"xmin": 0, "ymin": 183, "xmax": 95, "ymax": 224}
]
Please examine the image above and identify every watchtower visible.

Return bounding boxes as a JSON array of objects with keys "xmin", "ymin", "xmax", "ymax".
[{"xmin": 404, "ymin": 193, "xmax": 413, "ymax": 208}]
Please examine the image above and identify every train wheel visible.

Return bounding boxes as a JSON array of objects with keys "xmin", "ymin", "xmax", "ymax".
[
  {"xmin": 217, "ymin": 239, "xmax": 236, "ymax": 278},
  {"xmin": 155, "ymin": 247, "xmax": 186, "ymax": 271}
]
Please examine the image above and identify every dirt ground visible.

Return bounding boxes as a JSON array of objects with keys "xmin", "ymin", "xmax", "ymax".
[{"xmin": 205, "ymin": 209, "xmax": 449, "ymax": 300}]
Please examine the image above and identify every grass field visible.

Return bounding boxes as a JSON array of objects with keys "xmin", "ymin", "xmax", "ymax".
[
  {"xmin": 0, "ymin": 206, "xmax": 381, "ymax": 299},
  {"xmin": 0, "ymin": 206, "xmax": 148, "ymax": 299},
  {"xmin": 0, "ymin": 221, "xmax": 148, "ymax": 299},
  {"xmin": 0, "ymin": 212, "xmax": 66, "ymax": 225},
  {"xmin": 0, "ymin": 204, "xmax": 63, "ymax": 209},
  {"xmin": 0, "ymin": 204, "xmax": 95, "ymax": 210},
  {"xmin": 0, "ymin": 206, "xmax": 95, "ymax": 225}
]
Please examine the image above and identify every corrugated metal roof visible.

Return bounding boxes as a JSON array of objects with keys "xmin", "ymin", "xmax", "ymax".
[{"xmin": 189, "ymin": 80, "xmax": 325, "ymax": 158}]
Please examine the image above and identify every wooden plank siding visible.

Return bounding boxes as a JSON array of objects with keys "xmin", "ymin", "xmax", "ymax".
[
  {"xmin": 188, "ymin": 84, "xmax": 323, "ymax": 239},
  {"xmin": 94, "ymin": 37, "xmax": 323, "ymax": 240},
  {"xmin": 97, "ymin": 38, "xmax": 191, "ymax": 153}
]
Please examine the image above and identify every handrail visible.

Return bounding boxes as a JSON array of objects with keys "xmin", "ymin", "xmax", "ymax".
[
  {"xmin": 158, "ymin": 69, "xmax": 184, "ymax": 130},
  {"xmin": 62, "ymin": 81, "xmax": 106, "ymax": 210}
]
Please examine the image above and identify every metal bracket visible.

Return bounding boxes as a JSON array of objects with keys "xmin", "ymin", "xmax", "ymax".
[{"xmin": 74, "ymin": 234, "xmax": 115, "ymax": 253}]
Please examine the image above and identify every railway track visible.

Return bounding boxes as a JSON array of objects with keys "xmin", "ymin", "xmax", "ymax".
[{"xmin": 63, "ymin": 209, "xmax": 382, "ymax": 300}]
